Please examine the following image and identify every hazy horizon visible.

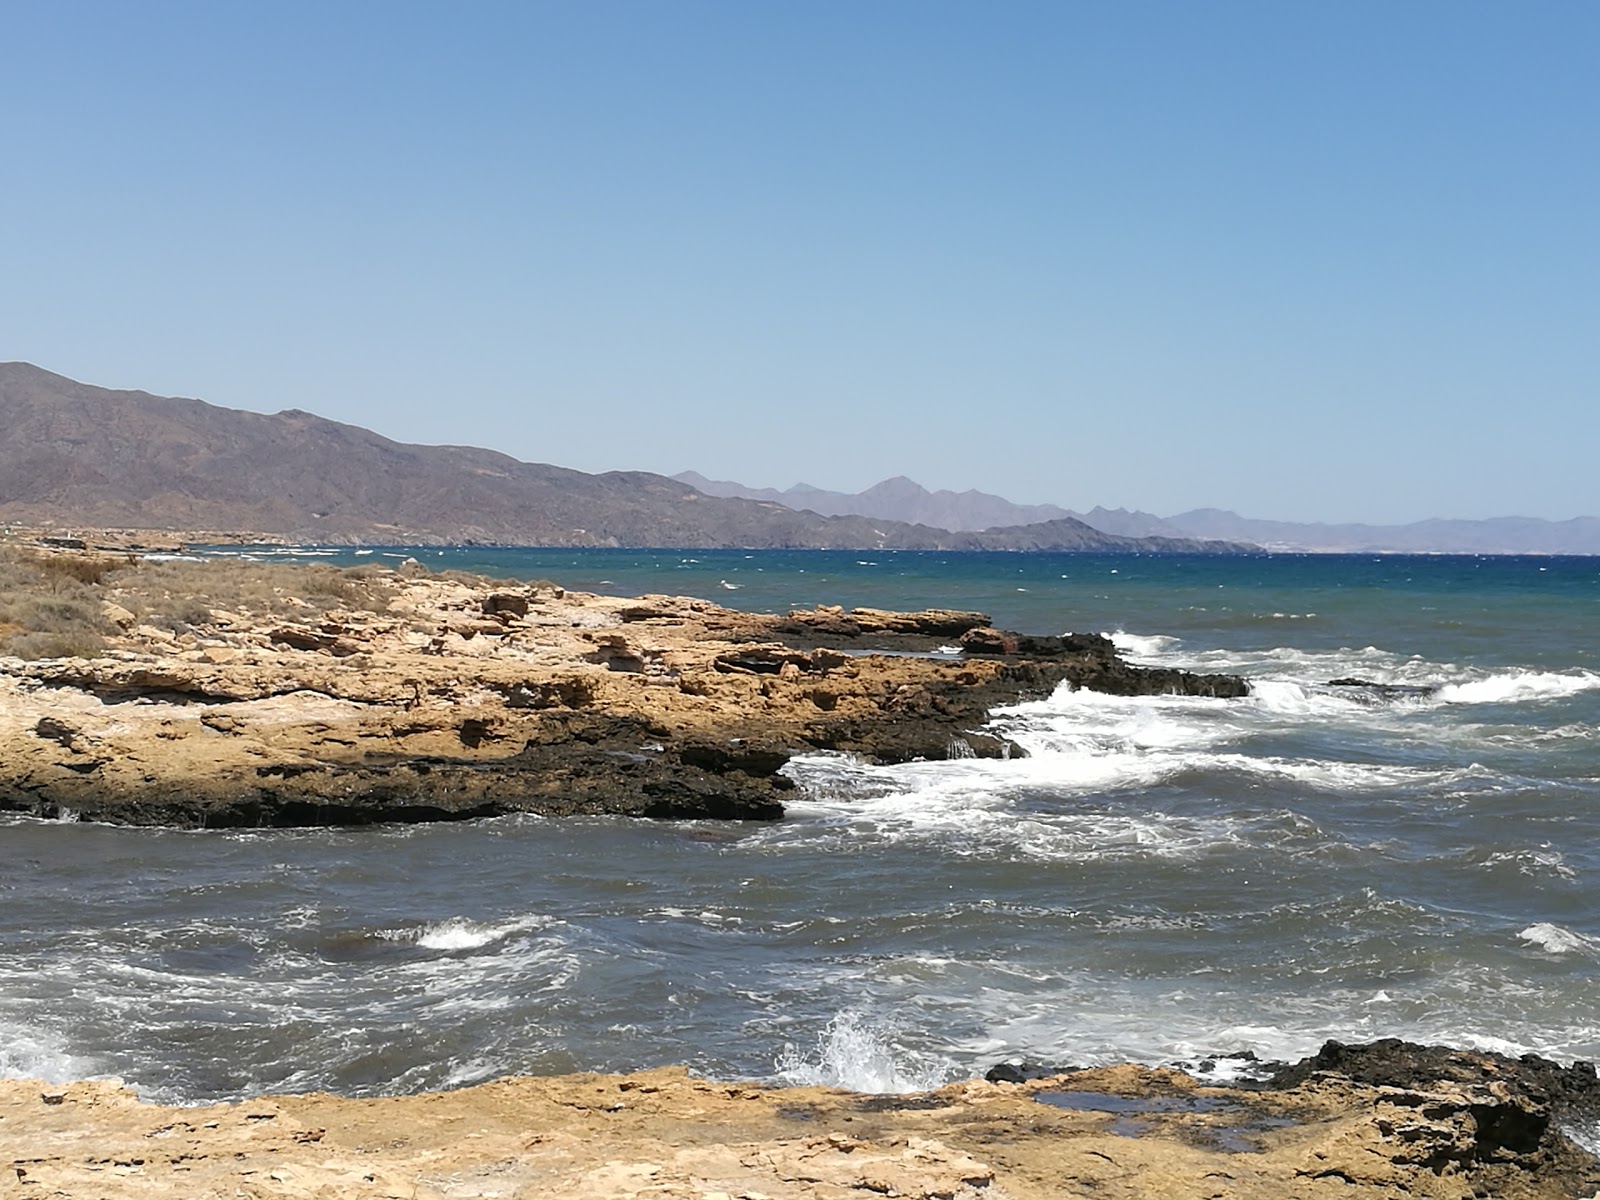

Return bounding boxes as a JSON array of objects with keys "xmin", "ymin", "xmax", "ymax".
[{"xmin": 3, "ymin": 2, "xmax": 1595, "ymax": 524}]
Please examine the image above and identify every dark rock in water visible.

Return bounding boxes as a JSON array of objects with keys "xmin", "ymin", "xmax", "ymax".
[
  {"xmin": 954, "ymin": 628, "xmax": 1249, "ymax": 699},
  {"xmin": 985, "ymin": 1061, "xmax": 1071, "ymax": 1084},
  {"xmin": 961, "ymin": 628, "xmax": 1118, "ymax": 659},
  {"xmin": 1326, "ymin": 677, "xmax": 1439, "ymax": 699},
  {"xmin": 1271, "ymin": 1038, "xmax": 1600, "ymax": 1129},
  {"xmin": 677, "ymin": 740, "xmax": 792, "ymax": 778}
]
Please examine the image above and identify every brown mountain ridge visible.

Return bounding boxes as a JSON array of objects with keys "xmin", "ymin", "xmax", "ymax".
[{"xmin": 0, "ymin": 363, "xmax": 1249, "ymax": 551}]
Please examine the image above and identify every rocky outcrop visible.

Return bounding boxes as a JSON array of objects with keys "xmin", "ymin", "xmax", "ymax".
[
  {"xmin": 1271, "ymin": 1038, "xmax": 1600, "ymax": 1141},
  {"xmin": 3, "ymin": 1055, "xmax": 1595, "ymax": 1199},
  {"xmin": 982, "ymin": 1038, "xmax": 1600, "ymax": 1197},
  {"xmin": 0, "ymin": 551, "xmax": 1249, "ymax": 828}
]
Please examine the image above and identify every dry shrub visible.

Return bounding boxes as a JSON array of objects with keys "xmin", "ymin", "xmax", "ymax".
[
  {"xmin": 6, "ymin": 629, "xmax": 107, "ymax": 660},
  {"xmin": 107, "ymin": 558, "xmax": 396, "ymax": 621},
  {"xmin": 0, "ymin": 556, "xmax": 112, "ymax": 658},
  {"xmin": 0, "ymin": 544, "xmax": 403, "ymax": 657},
  {"xmin": 38, "ymin": 555, "xmax": 124, "ymax": 587}
]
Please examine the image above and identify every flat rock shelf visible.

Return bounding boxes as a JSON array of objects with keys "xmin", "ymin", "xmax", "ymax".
[{"xmin": 5, "ymin": 1042, "xmax": 1600, "ymax": 1199}]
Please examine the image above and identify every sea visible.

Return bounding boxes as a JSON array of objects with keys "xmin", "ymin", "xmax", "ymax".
[{"xmin": 4, "ymin": 548, "xmax": 1600, "ymax": 1106}]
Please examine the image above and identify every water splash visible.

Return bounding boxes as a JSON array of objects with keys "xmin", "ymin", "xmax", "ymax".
[{"xmin": 773, "ymin": 1011, "xmax": 950, "ymax": 1093}]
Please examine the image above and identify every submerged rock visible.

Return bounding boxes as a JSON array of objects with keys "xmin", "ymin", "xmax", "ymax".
[{"xmin": 1326, "ymin": 676, "xmax": 1440, "ymax": 700}]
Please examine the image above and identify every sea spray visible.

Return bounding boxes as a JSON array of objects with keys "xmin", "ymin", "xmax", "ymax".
[{"xmin": 774, "ymin": 1011, "xmax": 951, "ymax": 1094}]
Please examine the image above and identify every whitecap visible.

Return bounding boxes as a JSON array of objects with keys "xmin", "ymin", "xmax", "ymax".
[
  {"xmin": 1438, "ymin": 671, "xmax": 1600, "ymax": 706},
  {"xmin": 1518, "ymin": 923, "xmax": 1600, "ymax": 956},
  {"xmin": 386, "ymin": 915, "xmax": 549, "ymax": 952},
  {"xmin": 1107, "ymin": 630, "xmax": 1180, "ymax": 662},
  {"xmin": 1482, "ymin": 849, "xmax": 1576, "ymax": 880}
]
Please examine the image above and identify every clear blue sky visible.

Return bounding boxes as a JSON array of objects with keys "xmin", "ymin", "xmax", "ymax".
[{"xmin": 3, "ymin": 1, "xmax": 1595, "ymax": 523}]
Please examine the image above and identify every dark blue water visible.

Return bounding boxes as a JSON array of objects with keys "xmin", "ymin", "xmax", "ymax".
[{"xmin": 3, "ymin": 549, "xmax": 1597, "ymax": 1104}]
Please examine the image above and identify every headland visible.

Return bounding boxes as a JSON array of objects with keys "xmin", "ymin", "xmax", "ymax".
[{"xmin": 0, "ymin": 534, "xmax": 1244, "ymax": 828}]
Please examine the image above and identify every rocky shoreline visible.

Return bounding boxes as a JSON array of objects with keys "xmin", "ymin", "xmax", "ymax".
[
  {"xmin": 4, "ymin": 1040, "xmax": 1598, "ymax": 1199},
  {"xmin": 0, "ymin": 543, "xmax": 1245, "ymax": 828},
  {"xmin": 7, "ymin": 542, "xmax": 1600, "ymax": 1197}
]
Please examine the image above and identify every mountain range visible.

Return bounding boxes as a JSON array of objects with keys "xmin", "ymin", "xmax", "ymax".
[
  {"xmin": 14, "ymin": 362, "xmax": 1577, "ymax": 554},
  {"xmin": 677, "ymin": 472, "xmax": 1600, "ymax": 555},
  {"xmin": 0, "ymin": 363, "xmax": 1245, "ymax": 552}
]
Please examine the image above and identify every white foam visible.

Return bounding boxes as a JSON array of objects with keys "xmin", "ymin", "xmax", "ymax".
[
  {"xmin": 1245, "ymin": 679, "xmax": 1374, "ymax": 718},
  {"xmin": 1450, "ymin": 1031, "xmax": 1540, "ymax": 1057},
  {"xmin": 1107, "ymin": 630, "xmax": 1180, "ymax": 662},
  {"xmin": 0, "ymin": 1021, "xmax": 95, "ymax": 1083},
  {"xmin": 777, "ymin": 753, "xmax": 1259, "ymax": 864},
  {"xmin": 388, "ymin": 915, "xmax": 549, "ymax": 952},
  {"xmin": 1519, "ymin": 923, "xmax": 1600, "ymax": 956},
  {"xmin": 773, "ymin": 1010, "xmax": 950, "ymax": 1093},
  {"xmin": 1229, "ymin": 754, "xmax": 1484, "ymax": 793},
  {"xmin": 1439, "ymin": 671, "xmax": 1600, "ymax": 706},
  {"xmin": 1484, "ymin": 849, "xmax": 1576, "ymax": 880}
]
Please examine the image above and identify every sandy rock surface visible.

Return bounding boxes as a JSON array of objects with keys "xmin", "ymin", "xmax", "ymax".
[{"xmin": 3, "ymin": 1063, "xmax": 1595, "ymax": 1200}]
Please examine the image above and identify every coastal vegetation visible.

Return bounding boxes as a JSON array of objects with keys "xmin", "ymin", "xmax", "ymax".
[
  {"xmin": 0, "ymin": 538, "xmax": 403, "ymax": 659},
  {"xmin": 0, "ymin": 544, "xmax": 113, "ymax": 660}
]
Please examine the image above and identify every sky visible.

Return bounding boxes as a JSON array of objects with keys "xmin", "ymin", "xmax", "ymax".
[{"xmin": 2, "ymin": 1, "xmax": 1596, "ymax": 524}]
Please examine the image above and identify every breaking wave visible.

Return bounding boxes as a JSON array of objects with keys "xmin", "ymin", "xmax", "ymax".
[{"xmin": 1439, "ymin": 671, "xmax": 1600, "ymax": 706}]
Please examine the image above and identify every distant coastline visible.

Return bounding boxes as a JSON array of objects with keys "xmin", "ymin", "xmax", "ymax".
[{"xmin": 678, "ymin": 471, "xmax": 1600, "ymax": 557}]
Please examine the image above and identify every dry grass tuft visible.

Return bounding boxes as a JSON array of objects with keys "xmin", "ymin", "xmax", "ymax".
[
  {"xmin": 0, "ymin": 546, "xmax": 113, "ymax": 658},
  {"xmin": 107, "ymin": 560, "xmax": 398, "ymax": 624},
  {"xmin": 0, "ymin": 542, "xmax": 401, "ymax": 657}
]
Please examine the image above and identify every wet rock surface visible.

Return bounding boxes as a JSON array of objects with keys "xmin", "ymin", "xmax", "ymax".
[
  {"xmin": 0, "ymin": 556, "xmax": 1249, "ymax": 828},
  {"xmin": 983, "ymin": 1039, "xmax": 1600, "ymax": 1197}
]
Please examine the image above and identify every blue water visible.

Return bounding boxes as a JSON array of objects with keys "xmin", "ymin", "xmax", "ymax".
[{"xmin": 3, "ymin": 549, "xmax": 1598, "ymax": 1101}]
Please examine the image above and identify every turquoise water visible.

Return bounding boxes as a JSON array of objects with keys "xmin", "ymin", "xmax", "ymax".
[{"xmin": 3, "ymin": 549, "xmax": 1598, "ymax": 1101}]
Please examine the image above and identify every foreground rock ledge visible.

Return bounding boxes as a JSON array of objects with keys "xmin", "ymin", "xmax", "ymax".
[
  {"xmin": 5, "ymin": 1052, "xmax": 1597, "ymax": 1200},
  {"xmin": 0, "ymin": 563, "xmax": 1245, "ymax": 828}
]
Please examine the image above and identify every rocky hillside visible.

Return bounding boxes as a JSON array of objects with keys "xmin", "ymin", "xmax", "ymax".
[{"xmin": 0, "ymin": 363, "xmax": 1249, "ymax": 551}]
